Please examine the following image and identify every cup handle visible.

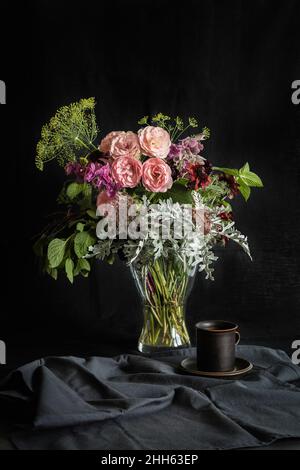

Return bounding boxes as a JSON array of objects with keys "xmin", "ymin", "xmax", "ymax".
[{"xmin": 235, "ymin": 331, "xmax": 240, "ymax": 345}]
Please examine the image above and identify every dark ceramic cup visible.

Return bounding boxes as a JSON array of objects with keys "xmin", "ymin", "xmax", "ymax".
[{"xmin": 196, "ymin": 320, "xmax": 240, "ymax": 372}]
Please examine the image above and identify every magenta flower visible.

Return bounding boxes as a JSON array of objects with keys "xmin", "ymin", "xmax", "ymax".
[
  {"xmin": 93, "ymin": 163, "xmax": 120, "ymax": 197},
  {"xmin": 84, "ymin": 162, "xmax": 97, "ymax": 183}
]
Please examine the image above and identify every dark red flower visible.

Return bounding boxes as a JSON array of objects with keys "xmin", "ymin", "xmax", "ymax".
[
  {"xmin": 204, "ymin": 159, "xmax": 212, "ymax": 175},
  {"xmin": 219, "ymin": 211, "xmax": 233, "ymax": 221},
  {"xmin": 218, "ymin": 173, "xmax": 239, "ymax": 198},
  {"xmin": 187, "ymin": 163, "xmax": 211, "ymax": 190}
]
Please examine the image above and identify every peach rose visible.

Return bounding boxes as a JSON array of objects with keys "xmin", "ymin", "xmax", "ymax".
[
  {"xmin": 111, "ymin": 156, "xmax": 142, "ymax": 188},
  {"xmin": 110, "ymin": 131, "xmax": 141, "ymax": 159},
  {"xmin": 142, "ymin": 158, "xmax": 173, "ymax": 192},
  {"xmin": 138, "ymin": 126, "xmax": 171, "ymax": 159},
  {"xmin": 99, "ymin": 131, "xmax": 124, "ymax": 154}
]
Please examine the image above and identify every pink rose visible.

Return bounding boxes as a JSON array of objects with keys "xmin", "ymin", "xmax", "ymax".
[
  {"xmin": 142, "ymin": 158, "xmax": 173, "ymax": 192},
  {"xmin": 110, "ymin": 131, "xmax": 141, "ymax": 159},
  {"xmin": 138, "ymin": 126, "xmax": 171, "ymax": 159},
  {"xmin": 111, "ymin": 156, "xmax": 142, "ymax": 188},
  {"xmin": 99, "ymin": 131, "xmax": 124, "ymax": 154}
]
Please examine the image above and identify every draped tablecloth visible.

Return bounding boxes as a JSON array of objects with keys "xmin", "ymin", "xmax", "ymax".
[{"xmin": 0, "ymin": 345, "xmax": 299, "ymax": 450}]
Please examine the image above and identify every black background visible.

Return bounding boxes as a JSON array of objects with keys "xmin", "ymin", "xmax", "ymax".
[{"xmin": 1, "ymin": 0, "xmax": 300, "ymax": 363}]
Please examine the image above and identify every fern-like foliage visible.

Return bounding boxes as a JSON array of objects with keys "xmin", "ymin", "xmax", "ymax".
[{"xmin": 35, "ymin": 97, "xmax": 99, "ymax": 170}]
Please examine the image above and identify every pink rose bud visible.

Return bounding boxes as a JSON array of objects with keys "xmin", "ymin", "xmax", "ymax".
[
  {"xmin": 138, "ymin": 126, "xmax": 171, "ymax": 159},
  {"xmin": 142, "ymin": 158, "xmax": 173, "ymax": 192},
  {"xmin": 111, "ymin": 156, "xmax": 142, "ymax": 188},
  {"xmin": 110, "ymin": 131, "xmax": 141, "ymax": 159}
]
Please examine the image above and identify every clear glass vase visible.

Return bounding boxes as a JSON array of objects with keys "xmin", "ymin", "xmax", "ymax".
[{"xmin": 130, "ymin": 252, "xmax": 195, "ymax": 353}]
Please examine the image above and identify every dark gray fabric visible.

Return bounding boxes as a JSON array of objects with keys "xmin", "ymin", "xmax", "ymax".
[{"xmin": 0, "ymin": 345, "xmax": 299, "ymax": 450}]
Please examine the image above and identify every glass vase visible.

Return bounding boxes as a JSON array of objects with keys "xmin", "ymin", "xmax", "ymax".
[{"xmin": 130, "ymin": 252, "xmax": 195, "ymax": 353}]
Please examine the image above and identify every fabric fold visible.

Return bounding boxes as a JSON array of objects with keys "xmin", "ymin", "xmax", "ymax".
[{"xmin": 0, "ymin": 346, "xmax": 299, "ymax": 450}]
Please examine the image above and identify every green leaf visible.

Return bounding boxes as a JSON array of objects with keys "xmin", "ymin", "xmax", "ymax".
[
  {"xmin": 176, "ymin": 178, "xmax": 189, "ymax": 187},
  {"xmin": 47, "ymin": 238, "xmax": 66, "ymax": 268},
  {"xmin": 154, "ymin": 182, "xmax": 194, "ymax": 204},
  {"xmin": 107, "ymin": 253, "xmax": 115, "ymax": 265},
  {"xmin": 82, "ymin": 183, "xmax": 92, "ymax": 198},
  {"xmin": 74, "ymin": 231, "xmax": 96, "ymax": 258},
  {"xmin": 46, "ymin": 266, "xmax": 58, "ymax": 280},
  {"xmin": 238, "ymin": 183, "xmax": 251, "ymax": 201},
  {"xmin": 50, "ymin": 268, "xmax": 58, "ymax": 280},
  {"xmin": 86, "ymin": 209, "xmax": 97, "ymax": 219},
  {"xmin": 66, "ymin": 182, "xmax": 84, "ymax": 200},
  {"xmin": 221, "ymin": 200, "xmax": 233, "ymax": 211},
  {"xmin": 239, "ymin": 162, "xmax": 250, "ymax": 174},
  {"xmin": 65, "ymin": 258, "xmax": 74, "ymax": 284},
  {"xmin": 76, "ymin": 222, "xmax": 85, "ymax": 232},
  {"xmin": 213, "ymin": 166, "xmax": 239, "ymax": 177},
  {"xmin": 238, "ymin": 171, "xmax": 263, "ymax": 188},
  {"xmin": 78, "ymin": 258, "xmax": 91, "ymax": 272}
]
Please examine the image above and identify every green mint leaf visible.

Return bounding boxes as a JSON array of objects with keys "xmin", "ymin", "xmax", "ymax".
[
  {"xmin": 78, "ymin": 258, "xmax": 91, "ymax": 272},
  {"xmin": 47, "ymin": 267, "xmax": 58, "ymax": 280},
  {"xmin": 65, "ymin": 258, "xmax": 74, "ymax": 284},
  {"xmin": 47, "ymin": 238, "xmax": 66, "ymax": 268},
  {"xmin": 176, "ymin": 178, "xmax": 189, "ymax": 187},
  {"xmin": 76, "ymin": 222, "xmax": 85, "ymax": 232},
  {"xmin": 238, "ymin": 183, "xmax": 251, "ymax": 201},
  {"xmin": 86, "ymin": 209, "xmax": 97, "ymax": 219},
  {"xmin": 74, "ymin": 231, "xmax": 96, "ymax": 258},
  {"xmin": 66, "ymin": 182, "xmax": 84, "ymax": 200},
  {"xmin": 213, "ymin": 166, "xmax": 239, "ymax": 177},
  {"xmin": 239, "ymin": 162, "xmax": 250, "ymax": 174},
  {"xmin": 239, "ymin": 172, "xmax": 263, "ymax": 188}
]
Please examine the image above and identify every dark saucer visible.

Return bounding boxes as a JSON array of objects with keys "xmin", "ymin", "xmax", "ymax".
[{"xmin": 180, "ymin": 357, "xmax": 253, "ymax": 378}]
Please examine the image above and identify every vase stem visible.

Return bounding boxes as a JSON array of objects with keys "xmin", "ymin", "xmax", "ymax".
[{"xmin": 131, "ymin": 253, "xmax": 195, "ymax": 353}]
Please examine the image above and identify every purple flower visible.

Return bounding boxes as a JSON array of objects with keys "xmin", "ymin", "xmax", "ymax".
[
  {"xmin": 168, "ymin": 143, "xmax": 183, "ymax": 160},
  {"xmin": 65, "ymin": 161, "xmax": 79, "ymax": 175},
  {"xmin": 65, "ymin": 161, "xmax": 85, "ymax": 182},
  {"xmin": 84, "ymin": 162, "xmax": 97, "ymax": 183},
  {"xmin": 180, "ymin": 137, "xmax": 204, "ymax": 155},
  {"xmin": 93, "ymin": 163, "xmax": 120, "ymax": 197}
]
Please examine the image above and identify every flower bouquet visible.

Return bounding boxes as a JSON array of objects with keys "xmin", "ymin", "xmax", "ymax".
[{"xmin": 34, "ymin": 98, "xmax": 263, "ymax": 352}]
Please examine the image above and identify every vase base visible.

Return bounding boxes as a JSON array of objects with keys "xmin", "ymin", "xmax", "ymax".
[{"xmin": 138, "ymin": 342, "xmax": 191, "ymax": 355}]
